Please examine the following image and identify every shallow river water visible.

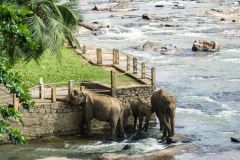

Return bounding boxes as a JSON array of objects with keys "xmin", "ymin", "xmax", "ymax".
[{"xmin": 0, "ymin": 0, "xmax": 240, "ymax": 159}]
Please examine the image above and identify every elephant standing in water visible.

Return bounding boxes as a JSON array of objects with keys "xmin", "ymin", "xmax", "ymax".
[
  {"xmin": 70, "ymin": 89, "xmax": 125, "ymax": 139},
  {"xmin": 151, "ymin": 89, "xmax": 176, "ymax": 141},
  {"xmin": 130, "ymin": 97, "xmax": 152, "ymax": 132}
]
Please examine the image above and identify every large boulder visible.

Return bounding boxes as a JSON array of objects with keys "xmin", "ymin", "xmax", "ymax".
[
  {"xmin": 192, "ymin": 40, "xmax": 220, "ymax": 52},
  {"xmin": 92, "ymin": 5, "xmax": 110, "ymax": 11},
  {"xmin": 79, "ymin": 21, "xmax": 109, "ymax": 31},
  {"xmin": 137, "ymin": 41, "xmax": 181, "ymax": 55},
  {"xmin": 142, "ymin": 13, "xmax": 169, "ymax": 21},
  {"xmin": 231, "ymin": 137, "xmax": 240, "ymax": 143}
]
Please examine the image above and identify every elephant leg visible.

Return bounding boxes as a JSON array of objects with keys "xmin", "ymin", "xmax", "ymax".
[
  {"xmin": 162, "ymin": 128, "xmax": 167, "ymax": 140},
  {"xmin": 80, "ymin": 116, "xmax": 86, "ymax": 134},
  {"xmin": 86, "ymin": 120, "xmax": 92, "ymax": 136},
  {"xmin": 170, "ymin": 115, "xmax": 175, "ymax": 137},
  {"xmin": 160, "ymin": 114, "xmax": 171, "ymax": 140},
  {"xmin": 133, "ymin": 116, "xmax": 138, "ymax": 130},
  {"xmin": 144, "ymin": 115, "xmax": 150, "ymax": 132},
  {"xmin": 166, "ymin": 116, "xmax": 171, "ymax": 138},
  {"xmin": 156, "ymin": 113, "xmax": 163, "ymax": 132},
  {"xmin": 139, "ymin": 116, "xmax": 143, "ymax": 132},
  {"xmin": 118, "ymin": 116, "xmax": 125, "ymax": 138},
  {"xmin": 84, "ymin": 104, "xmax": 93, "ymax": 136},
  {"xmin": 110, "ymin": 118, "xmax": 118, "ymax": 140}
]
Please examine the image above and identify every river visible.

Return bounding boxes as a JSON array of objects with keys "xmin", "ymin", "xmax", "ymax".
[{"xmin": 0, "ymin": 0, "xmax": 240, "ymax": 159}]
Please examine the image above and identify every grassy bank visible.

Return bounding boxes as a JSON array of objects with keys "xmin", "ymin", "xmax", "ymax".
[{"xmin": 14, "ymin": 47, "xmax": 137, "ymax": 87}]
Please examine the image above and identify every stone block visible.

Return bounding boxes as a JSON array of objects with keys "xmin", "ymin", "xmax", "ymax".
[{"xmin": 21, "ymin": 117, "xmax": 40, "ymax": 127}]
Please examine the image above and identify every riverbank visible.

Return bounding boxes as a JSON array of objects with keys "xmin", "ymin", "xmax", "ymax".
[
  {"xmin": 74, "ymin": 0, "xmax": 240, "ymax": 159},
  {"xmin": 13, "ymin": 46, "xmax": 137, "ymax": 87}
]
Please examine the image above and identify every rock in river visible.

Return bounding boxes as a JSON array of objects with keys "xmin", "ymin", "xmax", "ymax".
[
  {"xmin": 79, "ymin": 21, "xmax": 109, "ymax": 31},
  {"xmin": 192, "ymin": 40, "xmax": 220, "ymax": 52},
  {"xmin": 231, "ymin": 137, "xmax": 240, "ymax": 143},
  {"xmin": 111, "ymin": 0, "xmax": 136, "ymax": 12},
  {"xmin": 136, "ymin": 41, "xmax": 181, "ymax": 55}
]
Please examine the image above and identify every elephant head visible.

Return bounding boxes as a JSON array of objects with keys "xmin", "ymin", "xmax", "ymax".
[
  {"xmin": 159, "ymin": 90, "xmax": 176, "ymax": 115},
  {"xmin": 71, "ymin": 89, "xmax": 87, "ymax": 105}
]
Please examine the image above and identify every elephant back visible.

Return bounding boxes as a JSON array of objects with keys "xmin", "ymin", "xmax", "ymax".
[{"xmin": 151, "ymin": 89, "xmax": 176, "ymax": 111}]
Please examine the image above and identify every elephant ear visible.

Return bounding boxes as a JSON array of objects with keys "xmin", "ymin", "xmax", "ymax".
[{"xmin": 72, "ymin": 89, "xmax": 78, "ymax": 97}]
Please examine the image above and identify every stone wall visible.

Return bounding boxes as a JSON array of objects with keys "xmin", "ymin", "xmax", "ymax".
[
  {"xmin": 113, "ymin": 85, "xmax": 155, "ymax": 107},
  {"xmin": 113, "ymin": 85, "xmax": 156, "ymax": 126},
  {"xmin": 13, "ymin": 103, "xmax": 84, "ymax": 138},
  {"xmin": 7, "ymin": 85, "xmax": 155, "ymax": 140}
]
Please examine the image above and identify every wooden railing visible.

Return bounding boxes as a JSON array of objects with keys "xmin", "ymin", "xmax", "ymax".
[{"xmin": 81, "ymin": 45, "xmax": 156, "ymax": 86}]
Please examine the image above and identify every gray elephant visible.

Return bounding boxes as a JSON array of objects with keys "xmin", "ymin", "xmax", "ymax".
[
  {"xmin": 151, "ymin": 89, "xmax": 176, "ymax": 142},
  {"xmin": 130, "ymin": 97, "xmax": 152, "ymax": 132},
  {"xmin": 70, "ymin": 89, "xmax": 125, "ymax": 139}
]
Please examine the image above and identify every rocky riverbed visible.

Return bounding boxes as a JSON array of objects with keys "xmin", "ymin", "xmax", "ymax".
[{"xmin": 1, "ymin": 0, "xmax": 240, "ymax": 159}]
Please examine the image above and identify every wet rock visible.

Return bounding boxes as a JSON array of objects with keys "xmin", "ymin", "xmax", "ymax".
[
  {"xmin": 164, "ymin": 23, "xmax": 178, "ymax": 27},
  {"xmin": 142, "ymin": 13, "xmax": 152, "ymax": 20},
  {"xmin": 121, "ymin": 15, "xmax": 140, "ymax": 19},
  {"xmin": 92, "ymin": 5, "xmax": 110, "ymax": 11},
  {"xmin": 172, "ymin": 5, "xmax": 185, "ymax": 9},
  {"xmin": 161, "ymin": 134, "xmax": 194, "ymax": 144},
  {"xmin": 137, "ymin": 41, "xmax": 181, "ymax": 55},
  {"xmin": 100, "ymin": 144, "xmax": 197, "ymax": 160},
  {"xmin": 231, "ymin": 137, "xmax": 240, "ymax": 143},
  {"xmin": 220, "ymin": 18, "xmax": 225, "ymax": 21},
  {"xmin": 142, "ymin": 13, "xmax": 169, "ymax": 21},
  {"xmin": 192, "ymin": 40, "xmax": 220, "ymax": 52},
  {"xmin": 155, "ymin": 4, "xmax": 164, "ymax": 8},
  {"xmin": 122, "ymin": 144, "xmax": 134, "ymax": 150},
  {"xmin": 111, "ymin": 1, "xmax": 136, "ymax": 12},
  {"xmin": 131, "ymin": 131, "xmax": 151, "ymax": 140},
  {"xmin": 79, "ymin": 22, "xmax": 109, "ymax": 31}
]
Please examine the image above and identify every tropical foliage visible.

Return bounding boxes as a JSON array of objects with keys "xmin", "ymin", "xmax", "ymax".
[{"xmin": 0, "ymin": 0, "xmax": 80, "ymax": 144}]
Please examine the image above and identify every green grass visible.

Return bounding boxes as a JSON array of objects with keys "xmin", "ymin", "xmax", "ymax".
[{"xmin": 13, "ymin": 47, "xmax": 137, "ymax": 87}]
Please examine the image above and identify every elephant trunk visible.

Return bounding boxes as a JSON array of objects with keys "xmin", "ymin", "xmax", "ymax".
[{"xmin": 162, "ymin": 115, "xmax": 171, "ymax": 133}]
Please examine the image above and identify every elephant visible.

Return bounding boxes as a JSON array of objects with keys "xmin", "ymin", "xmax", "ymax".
[
  {"xmin": 70, "ymin": 89, "xmax": 125, "ymax": 139},
  {"xmin": 130, "ymin": 97, "xmax": 152, "ymax": 132},
  {"xmin": 151, "ymin": 89, "xmax": 176, "ymax": 141}
]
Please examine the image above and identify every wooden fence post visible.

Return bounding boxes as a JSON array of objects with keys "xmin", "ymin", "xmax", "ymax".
[
  {"xmin": 127, "ymin": 55, "xmax": 130, "ymax": 71},
  {"xmin": 111, "ymin": 70, "xmax": 116, "ymax": 96},
  {"xmin": 151, "ymin": 67, "xmax": 156, "ymax": 87},
  {"xmin": 80, "ymin": 86, "xmax": 86, "ymax": 92},
  {"xmin": 116, "ymin": 49, "xmax": 119, "ymax": 65},
  {"xmin": 13, "ymin": 93, "xmax": 19, "ymax": 111},
  {"xmin": 82, "ymin": 45, "xmax": 86, "ymax": 54},
  {"xmin": 96, "ymin": 48, "xmax": 102, "ymax": 65},
  {"xmin": 68, "ymin": 80, "xmax": 74, "ymax": 95},
  {"xmin": 141, "ymin": 63, "xmax": 146, "ymax": 79},
  {"xmin": 133, "ymin": 57, "xmax": 137, "ymax": 74},
  {"xmin": 111, "ymin": 70, "xmax": 116, "ymax": 89},
  {"xmin": 113, "ymin": 48, "xmax": 119, "ymax": 65},
  {"xmin": 51, "ymin": 86, "xmax": 56, "ymax": 103},
  {"xmin": 39, "ymin": 77, "xmax": 44, "ymax": 99},
  {"xmin": 113, "ymin": 49, "xmax": 116, "ymax": 65}
]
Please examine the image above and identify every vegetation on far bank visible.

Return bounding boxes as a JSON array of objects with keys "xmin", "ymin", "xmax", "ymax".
[{"xmin": 14, "ymin": 47, "xmax": 137, "ymax": 87}]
